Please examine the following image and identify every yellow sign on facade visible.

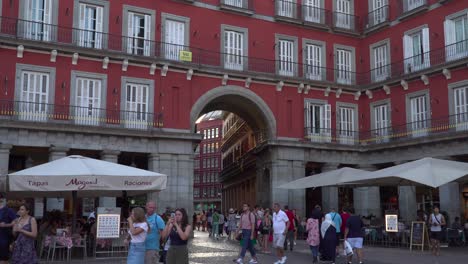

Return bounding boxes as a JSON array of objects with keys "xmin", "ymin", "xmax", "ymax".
[{"xmin": 179, "ymin": 50, "xmax": 192, "ymax": 62}]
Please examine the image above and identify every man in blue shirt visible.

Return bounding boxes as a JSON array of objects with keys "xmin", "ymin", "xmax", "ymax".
[
  {"xmin": 0, "ymin": 193, "xmax": 16, "ymax": 264},
  {"xmin": 145, "ymin": 201, "xmax": 165, "ymax": 264}
]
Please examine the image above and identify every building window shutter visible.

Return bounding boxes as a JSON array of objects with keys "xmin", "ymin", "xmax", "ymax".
[
  {"xmin": 403, "ymin": 35, "xmax": 413, "ymax": 73},
  {"xmin": 43, "ymin": 0, "xmax": 52, "ymax": 41},
  {"xmin": 95, "ymin": 6, "xmax": 103, "ymax": 49},
  {"xmin": 422, "ymin": 28, "xmax": 430, "ymax": 67},
  {"xmin": 322, "ymin": 104, "xmax": 331, "ymax": 137},
  {"xmin": 305, "ymin": 101, "xmax": 311, "ymax": 133},
  {"xmin": 127, "ymin": 12, "xmax": 134, "ymax": 53},
  {"xmin": 144, "ymin": 14, "xmax": 152, "ymax": 56},
  {"xmin": 78, "ymin": 3, "xmax": 86, "ymax": 47},
  {"xmin": 444, "ymin": 19, "xmax": 456, "ymax": 60}
]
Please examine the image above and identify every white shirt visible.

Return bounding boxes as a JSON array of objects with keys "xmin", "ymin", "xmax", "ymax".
[
  {"xmin": 128, "ymin": 222, "xmax": 148, "ymax": 243},
  {"xmin": 272, "ymin": 210, "xmax": 289, "ymax": 234},
  {"xmin": 430, "ymin": 214, "xmax": 443, "ymax": 232}
]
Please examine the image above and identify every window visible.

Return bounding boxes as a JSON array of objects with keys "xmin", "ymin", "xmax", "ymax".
[
  {"xmin": 223, "ymin": 28, "xmax": 246, "ymax": 71},
  {"xmin": 19, "ymin": 0, "xmax": 58, "ymax": 41},
  {"xmin": 304, "ymin": 0, "xmax": 323, "ymax": 24},
  {"xmin": 370, "ymin": 100, "xmax": 391, "ymax": 143},
  {"xmin": 370, "ymin": 40, "xmax": 390, "ymax": 82},
  {"xmin": 71, "ymin": 71, "xmax": 107, "ymax": 126},
  {"xmin": 123, "ymin": 6, "xmax": 155, "ymax": 57},
  {"xmin": 406, "ymin": 90, "xmax": 430, "ymax": 138},
  {"xmin": 78, "ymin": 3, "xmax": 104, "ymax": 49},
  {"xmin": 304, "ymin": 40, "xmax": 325, "ymax": 81},
  {"xmin": 444, "ymin": 11, "xmax": 468, "ymax": 61},
  {"xmin": 215, "ymin": 127, "xmax": 219, "ymax": 138},
  {"xmin": 334, "ymin": 0, "xmax": 353, "ymax": 29},
  {"xmin": 305, "ymin": 100, "xmax": 331, "ymax": 143},
  {"xmin": 403, "ymin": 26, "xmax": 430, "ymax": 73},
  {"xmin": 404, "ymin": 0, "xmax": 426, "ymax": 13},
  {"xmin": 368, "ymin": 0, "xmax": 388, "ymax": 28},
  {"xmin": 276, "ymin": 35, "xmax": 298, "ymax": 77},
  {"xmin": 337, "ymin": 103, "xmax": 357, "ymax": 145},
  {"xmin": 121, "ymin": 77, "xmax": 154, "ymax": 130},
  {"xmin": 334, "ymin": 45, "xmax": 355, "ymax": 84},
  {"xmin": 15, "ymin": 64, "xmax": 56, "ymax": 122},
  {"xmin": 162, "ymin": 14, "xmax": 190, "ymax": 61},
  {"xmin": 194, "ymin": 188, "xmax": 199, "ymax": 198},
  {"xmin": 224, "ymin": 0, "xmax": 244, "ymax": 8},
  {"xmin": 277, "ymin": 0, "xmax": 296, "ymax": 18},
  {"xmin": 449, "ymin": 81, "xmax": 468, "ymax": 131}
]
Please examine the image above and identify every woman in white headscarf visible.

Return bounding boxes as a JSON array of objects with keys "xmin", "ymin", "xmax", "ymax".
[{"xmin": 320, "ymin": 214, "xmax": 337, "ymax": 264}]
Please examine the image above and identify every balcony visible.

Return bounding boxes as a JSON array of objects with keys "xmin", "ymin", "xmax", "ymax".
[
  {"xmin": 0, "ymin": 17, "xmax": 468, "ymax": 91},
  {"xmin": 364, "ymin": 5, "xmax": 390, "ymax": 32},
  {"xmin": 219, "ymin": 0, "xmax": 254, "ymax": 16},
  {"xmin": 0, "ymin": 100, "xmax": 163, "ymax": 131},
  {"xmin": 398, "ymin": 0, "xmax": 429, "ymax": 20},
  {"xmin": 332, "ymin": 12, "xmax": 360, "ymax": 34},
  {"xmin": 274, "ymin": 0, "xmax": 332, "ymax": 30},
  {"xmin": 304, "ymin": 113, "xmax": 468, "ymax": 146}
]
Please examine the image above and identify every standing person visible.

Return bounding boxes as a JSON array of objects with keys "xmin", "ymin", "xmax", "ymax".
[
  {"xmin": 233, "ymin": 203, "xmax": 258, "ymax": 264},
  {"xmin": 306, "ymin": 214, "xmax": 320, "ymax": 263},
  {"xmin": 292, "ymin": 210, "xmax": 299, "ymax": 245},
  {"xmin": 282, "ymin": 206, "xmax": 295, "ymax": 251},
  {"xmin": 227, "ymin": 208, "xmax": 237, "ymax": 240},
  {"xmin": 207, "ymin": 209, "xmax": 213, "ymax": 236},
  {"xmin": 145, "ymin": 201, "xmax": 165, "ymax": 264},
  {"xmin": 201, "ymin": 211, "xmax": 207, "ymax": 232},
  {"xmin": 261, "ymin": 208, "xmax": 272, "ymax": 254},
  {"xmin": 218, "ymin": 211, "xmax": 225, "ymax": 237},
  {"xmin": 126, "ymin": 207, "xmax": 149, "ymax": 264},
  {"xmin": 320, "ymin": 214, "xmax": 337, "ymax": 264},
  {"xmin": 326, "ymin": 208, "xmax": 342, "ymax": 257},
  {"xmin": 340, "ymin": 207, "xmax": 350, "ymax": 237},
  {"xmin": 272, "ymin": 203, "xmax": 290, "ymax": 264},
  {"xmin": 162, "ymin": 208, "xmax": 192, "ymax": 264},
  {"xmin": 11, "ymin": 204, "xmax": 37, "ymax": 264},
  {"xmin": 429, "ymin": 206, "xmax": 446, "ymax": 256},
  {"xmin": 196, "ymin": 213, "xmax": 202, "ymax": 231},
  {"xmin": 344, "ymin": 208, "xmax": 364, "ymax": 264},
  {"xmin": 212, "ymin": 210, "xmax": 220, "ymax": 239},
  {"xmin": 0, "ymin": 193, "xmax": 16, "ymax": 264}
]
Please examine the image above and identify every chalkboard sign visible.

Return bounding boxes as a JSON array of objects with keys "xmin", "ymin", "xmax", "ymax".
[{"xmin": 410, "ymin": 221, "xmax": 428, "ymax": 251}]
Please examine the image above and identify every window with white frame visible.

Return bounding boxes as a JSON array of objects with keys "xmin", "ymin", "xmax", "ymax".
[
  {"xmin": 20, "ymin": 0, "xmax": 54, "ymax": 41},
  {"xmin": 225, "ymin": 0, "xmax": 243, "ymax": 8},
  {"xmin": 164, "ymin": 19, "xmax": 185, "ymax": 60},
  {"xmin": 452, "ymin": 85, "xmax": 468, "ymax": 131},
  {"xmin": 403, "ymin": 27, "xmax": 430, "ymax": 73},
  {"xmin": 371, "ymin": 41, "xmax": 390, "ymax": 82},
  {"xmin": 338, "ymin": 105, "xmax": 356, "ymax": 145},
  {"xmin": 277, "ymin": 0, "xmax": 296, "ymax": 18},
  {"xmin": 407, "ymin": 92, "xmax": 429, "ymax": 137},
  {"xmin": 369, "ymin": 0, "xmax": 388, "ymax": 27},
  {"xmin": 194, "ymin": 187, "xmax": 199, "ymax": 198},
  {"xmin": 335, "ymin": 47, "xmax": 353, "ymax": 84},
  {"xmin": 77, "ymin": 2, "xmax": 104, "ymax": 49},
  {"xmin": 372, "ymin": 102, "xmax": 390, "ymax": 142},
  {"xmin": 335, "ymin": 0, "xmax": 352, "ymax": 29},
  {"xmin": 127, "ymin": 12, "xmax": 151, "ymax": 56},
  {"xmin": 304, "ymin": 42, "xmax": 324, "ymax": 80},
  {"xmin": 278, "ymin": 39, "xmax": 296, "ymax": 76},
  {"xmin": 74, "ymin": 77, "xmax": 102, "ymax": 126},
  {"xmin": 444, "ymin": 12, "xmax": 468, "ymax": 61},
  {"xmin": 124, "ymin": 83, "xmax": 149, "ymax": 129},
  {"xmin": 19, "ymin": 71, "xmax": 50, "ymax": 122},
  {"xmin": 404, "ymin": 0, "xmax": 425, "ymax": 13},
  {"xmin": 304, "ymin": 0, "xmax": 323, "ymax": 24},
  {"xmin": 224, "ymin": 30, "xmax": 244, "ymax": 70},
  {"xmin": 305, "ymin": 100, "xmax": 331, "ymax": 142}
]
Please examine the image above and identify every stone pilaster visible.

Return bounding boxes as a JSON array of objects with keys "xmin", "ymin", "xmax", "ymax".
[
  {"xmin": 49, "ymin": 146, "xmax": 69, "ymax": 161},
  {"xmin": 100, "ymin": 150, "xmax": 121, "ymax": 207},
  {"xmin": 437, "ymin": 155, "xmax": 461, "ymax": 224},
  {"xmin": 0, "ymin": 144, "xmax": 12, "ymax": 192},
  {"xmin": 395, "ymin": 161, "xmax": 417, "ymax": 223},
  {"xmin": 354, "ymin": 164, "xmax": 381, "ymax": 218},
  {"xmin": 321, "ymin": 163, "xmax": 340, "ymax": 212}
]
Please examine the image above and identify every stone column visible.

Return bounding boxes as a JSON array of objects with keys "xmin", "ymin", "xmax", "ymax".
[
  {"xmin": 270, "ymin": 159, "xmax": 290, "ymax": 209},
  {"xmin": 354, "ymin": 164, "xmax": 381, "ymax": 218},
  {"xmin": 147, "ymin": 154, "xmax": 160, "ymax": 210},
  {"xmin": 396, "ymin": 161, "xmax": 417, "ymax": 223},
  {"xmin": 49, "ymin": 146, "xmax": 69, "ymax": 161},
  {"xmin": 100, "ymin": 150, "xmax": 121, "ymax": 207},
  {"xmin": 0, "ymin": 144, "xmax": 12, "ymax": 192},
  {"xmin": 321, "ymin": 163, "xmax": 339, "ymax": 212},
  {"xmin": 437, "ymin": 156, "xmax": 461, "ymax": 225}
]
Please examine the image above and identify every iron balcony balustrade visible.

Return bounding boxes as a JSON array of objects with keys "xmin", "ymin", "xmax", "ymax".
[
  {"xmin": 364, "ymin": 5, "xmax": 390, "ymax": 31},
  {"xmin": 304, "ymin": 112, "xmax": 468, "ymax": 146},
  {"xmin": 219, "ymin": 0, "xmax": 255, "ymax": 15},
  {"xmin": 0, "ymin": 100, "xmax": 164, "ymax": 130},
  {"xmin": 1, "ymin": 17, "xmax": 468, "ymax": 90},
  {"xmin": 398, "ymin": 0, "xmax": 429, "ymax": 19},
  {"xmin": 274, "ymin": 0, "xmax": 333, "ymax": 29}
]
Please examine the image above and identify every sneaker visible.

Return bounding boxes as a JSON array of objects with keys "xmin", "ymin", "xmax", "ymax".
[
  {"xmin": 248, "ymin": 260, "xmax": 258, "ymax": 264},
  {"xmin": 281, "ymin": 256, "xmax": 287, "ymax": 263},
  {"xmin": 294, "ymin": 241, "xmax": 297, "ymax": 245},
  {"xmin": 233, "ymin": 258, "xmax": 243, "ymax": 264}
]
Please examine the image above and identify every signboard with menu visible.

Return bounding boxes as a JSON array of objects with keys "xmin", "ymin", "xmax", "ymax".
[
  {"xmin": 410, "ymin": 221, "xmax": 429, "ymax": 251},
  {"xmin": 96, "ymin": 207, "xmax": 121, "ymax": 238},
  {"xmin": 385, "ymin": 214, "xmax": 398, "ymax": 232}
]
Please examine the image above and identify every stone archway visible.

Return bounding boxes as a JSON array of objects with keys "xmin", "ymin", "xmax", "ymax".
[{"xmin": 190, "ymin": 85, "xmax": 277, "ymax": 139}]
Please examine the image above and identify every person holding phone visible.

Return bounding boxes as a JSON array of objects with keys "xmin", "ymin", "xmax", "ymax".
[
  {"xmin": 161, "ymin": 208, "xmax": 192, "ymax": 264},
  {"xmin": 126, "ymin": 207, "xmax": 149, "ymax": 264},
  {"xmin": 429, "ymin": 206, "xmax": 446, "ymax": 256}
]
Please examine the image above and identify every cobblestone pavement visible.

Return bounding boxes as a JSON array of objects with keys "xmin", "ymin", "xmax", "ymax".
[{"xmin": 53, "ymin": 230, "xmax": 467, "ymax": 264}]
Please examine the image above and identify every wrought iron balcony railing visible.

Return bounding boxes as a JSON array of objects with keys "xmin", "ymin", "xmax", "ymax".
[
  {"xmin": 365, "ymin": 5, "xmax": 390, "ymax": 29},
  {"xmin": 220, "ymin": 0, "xmax": 254, "ymax": 13},
  {"xmin": 304, "ymin": 113, "xmax": 468, "ymax": 146},
  {"xmin": 275, "ymin": 0, "xmax": 334, "ymax": 28},
  {"xmin": 1, "ymin": 17, "xmax": 468, "ymax": 90},
  {"xmin": 0, "ymin": 100, "xmax": 163, "ymax": 130},
  {"xmin": 399, "ymin": 0, "xmax": 428, "ymax": 15}
]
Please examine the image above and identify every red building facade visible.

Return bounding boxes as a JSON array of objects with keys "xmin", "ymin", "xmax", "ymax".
[{"xmin": 0, "ymin": 0, "xmax": 467, "ymax": 220}]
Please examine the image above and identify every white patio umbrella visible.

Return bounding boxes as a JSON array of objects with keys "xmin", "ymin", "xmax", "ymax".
[
  {"xmin": 276, "ymin": 167, "xmax": 372, "ymax": 189},
  {"xmin": 341, "ymin": 157, "xmax": 468, "ymax": 188}
]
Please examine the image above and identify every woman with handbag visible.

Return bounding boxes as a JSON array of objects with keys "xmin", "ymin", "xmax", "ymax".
[
  {"xmin": 11, "ymin": 204, "xmax": 38, "ymax": 264},
  {"xmin": 261, "ymin": 208, "xmax": 272, "ymax": 254},
  {"xmin": 162, "ymin": 208, "xmax": 192, "ymax": 264},
  {"xmin": 126, "ymin": 207, "xmax": 149, "ymax": 264}
]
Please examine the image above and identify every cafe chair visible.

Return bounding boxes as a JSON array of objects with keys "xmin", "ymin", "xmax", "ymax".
[
  {"xmin": 73, "ymin": 235, "xmax": 87, "ymax": 260},
  {"xmin": 446, "ymin": 228, "xmax": 464, "ymax": 247},
  {"xmin": 50, "ymin": 236, "xmax": 71, "ymax": 262}
]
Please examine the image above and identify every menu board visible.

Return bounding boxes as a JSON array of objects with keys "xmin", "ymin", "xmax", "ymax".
[
  {"xmin": 96, "ymin": 207, "xmax": 122, "ymax": 238},
  {"xmin": 385, "ymin": 214, "xmax": 398, "ymax": 232},
  {"xmin": 410, "ymin": 221, "xmax": 428, "ymax": 251}
]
